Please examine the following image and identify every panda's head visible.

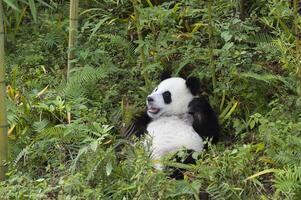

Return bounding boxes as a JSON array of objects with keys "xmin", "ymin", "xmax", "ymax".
[{"xmin": 146, "ymin": 76, "xmax": 200, "ymax": 119}]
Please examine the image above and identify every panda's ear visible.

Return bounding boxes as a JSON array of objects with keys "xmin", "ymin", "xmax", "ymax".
[
  {"xmin": 186, "ymin": 77, "xmax": 200, "ymax": 95},
  {"xmin": 160, "ymin": 70, "xmax": 171, "ymax": 81}
]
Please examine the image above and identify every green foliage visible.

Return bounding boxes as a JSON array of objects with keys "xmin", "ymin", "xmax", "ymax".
[
  {"xmin": 274, "ymin": 166, "xmax": 301, "ymax": 199},
  {"xmin": 3, "ymin": 0, "xmax": 52, "ymax": 32},
  {"xmin": 1, "ymin": 0, "xmax": 301, "ymax": 199}
]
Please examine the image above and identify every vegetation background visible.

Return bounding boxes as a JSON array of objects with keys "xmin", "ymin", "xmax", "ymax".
[{"xmin": 0, "ymin": 0, "xmax": 301, "ymax": 199}]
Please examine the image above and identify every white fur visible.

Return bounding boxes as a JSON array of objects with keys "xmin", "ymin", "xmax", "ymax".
[
  {"xmin": 146, "ymin": 115, "xmax": 203, "ymax": 169},
  {"xmin": 147, "ymin": 77, "xmax": 195, "ymax": 118},
  {"xmin": 144, "ymin": 77, "xmax": 204, "ymax": 169}
]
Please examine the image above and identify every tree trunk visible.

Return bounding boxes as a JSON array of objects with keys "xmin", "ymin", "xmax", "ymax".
[
  {"xmin": 67, "ymin": 0, "xmax": 79, "ymax": 82},
  {"xmin": 293, "ymin": 0, "xmax": 301, "ymax": 96},
  {"xmin": 0, "ymin": 0, "xmax": 8, "ymax": 181},
  {"xmin": 208, "ymin": 0, "xmax": 216, "ymax": 94},
  {"xmin": 239, "ymin": 0, "xmax": 246, "ymax": 20}
]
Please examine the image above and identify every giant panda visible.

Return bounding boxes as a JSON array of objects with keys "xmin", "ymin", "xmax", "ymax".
[{"xmin": 125, "ymin": 75, "xmax": 220, "ymax": 175}]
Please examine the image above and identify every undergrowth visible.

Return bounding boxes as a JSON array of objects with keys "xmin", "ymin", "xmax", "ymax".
[{"xmin": 1, "ymin": 0, "xmax": 301, "ymax": 199}]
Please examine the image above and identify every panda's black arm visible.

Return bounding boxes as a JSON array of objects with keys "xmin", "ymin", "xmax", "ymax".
[
  {"xmin": 188, "ymin": 97, "xmax": 220, "ymax": 144},
  {"xmin": 124, "ymin": 111, "xmax": 152, "ymax": 139}
]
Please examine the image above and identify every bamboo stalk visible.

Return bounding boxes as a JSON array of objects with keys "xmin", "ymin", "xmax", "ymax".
[
  {"xmin": 67, "ymin": 0, "xmax": 79, "ymax": 82},
  {"xmin": 207, "ymin": 0, "xmax": 216, "ymax": 93},
  {"xmin": 0, "ymin": 0, "xmax": 8, "ymax": 181},
  {"xmin": 133, "ymin": 0, "xmax": 150, "ymax": 87},
  {"xmin": 239, "ymin": 0, "xmax": 245, "ymax": 20},
  {"xmin": 293, "ymin": 0, "xmax": 301, "ymax": 96}
]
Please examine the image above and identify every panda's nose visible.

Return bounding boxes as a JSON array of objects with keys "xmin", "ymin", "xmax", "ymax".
[{"xmin": 147, "ymin": 96, "xmax": 154, "ymax": 102}]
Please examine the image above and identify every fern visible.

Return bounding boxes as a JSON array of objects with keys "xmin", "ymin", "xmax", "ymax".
[
  {"xmin": 32, "ymin": 119, "xmax": 50, "ymax": 133},
  {"xmin": 274, "ymin": 167, "xmax": 301, "ymax": 199},
  {"xmin": 247, "ymin": 33, "xmax": 275, "ymax": 44},
  {"xmin": 35, "ymin": 126, "xmax": 65, "ymax": 141},
  {"xmin": 14, "ymin": 146, "xmax": 30, "ymax": 167},
  {"xmin": 247, "ymin": 33, "xmax": 280, "ymax": 58},
  {"xmin": 7, "ymin": 101, "xmax": 19, "ymax": 125},
  {"xmin": 98, "ymin": 34, "xmax": 136, "ymax": 62},
  {"xmin": 206, "ymin": 182, "xmax": 233, "ymax": 200},
  {"xmin": 240, "ymin": 72, "xmax": 287, "ymax": 84},
  {"xmin": 70, "ymin": 145, "xmax": 89, "ymax": 173},
  {"xmin": 87, "ymin": 159, "xmax": 102, "ymax": 181},
  {"xmin": 62, "ymin": 66, "xmax": 111, "ymax": 100}
]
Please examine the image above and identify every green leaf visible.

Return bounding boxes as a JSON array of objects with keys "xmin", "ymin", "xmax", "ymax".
[
  {"xmin": 221, "ymin": 31, "xmax": 232, "ymax": 42},
  {"xmin": 240, "ymin": 72, "xmax": 286, "ymax": 84},
  {"xmin": 89, "ymin": 17, "xmax": 110, "ymax": 40},
  {"xmin": 106, "ymin": 162, "xmax": 113, "ymax": 176},
  {"xmin": 36, "ymin": 0, "xmax": 53, "ymax": 9},
  {"xmin": 90, "ymin": 140, "xmax": 98, "ymax": 152},
  {"xmin": 249, "ymin": 120, "xmax": 255, "ymax": 129},
  {"xmin": 245, "ymin": 168, "xmax": 279, "ymax": 181},
  {"xmin": 255, "ymin": 143, "xmax": 265, "ymax": 153},
  {"xmin": 223, "ymin": 42, "xmax": 234, "ymax": 50},
  {"xmin": 28, "ymin": 0, "xmax": 37, "ymax": 22},
  {"xmin": 36, "ymin": 178, "xmax": 45, "ymax": 182},
  {"xmin": 3, "ymin": 0, "xmax": 19, "ymax": 11}
]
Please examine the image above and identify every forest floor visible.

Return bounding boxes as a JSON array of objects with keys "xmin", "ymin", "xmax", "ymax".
[{"xmin": 1, "ymin": 1, "xmax": 301, "ymax": 199}]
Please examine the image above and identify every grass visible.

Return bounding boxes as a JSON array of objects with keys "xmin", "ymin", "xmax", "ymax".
[{"xmin": 0, "ymin": 0, "xmax": 301, "ymax": 199}]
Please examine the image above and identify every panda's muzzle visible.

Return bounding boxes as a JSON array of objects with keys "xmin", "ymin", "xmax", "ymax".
[
  {"xmin": 148, "ymin": 106, "xmax": 160, "ymax": 114},
  {"xmin": 146, "ymin": 95, "xmax": 160, "ymax": 114}
]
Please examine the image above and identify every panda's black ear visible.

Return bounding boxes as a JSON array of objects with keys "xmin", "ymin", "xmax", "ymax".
[
  {"xmin": 186, "ymin": 77, "xmax": 200, "ymax": 95},
  {"xmin": 160, "ymin": 70, "xmax": 171, "ymax": 81}
]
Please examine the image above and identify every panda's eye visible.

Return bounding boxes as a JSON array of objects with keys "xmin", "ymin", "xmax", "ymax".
[
  {"xmin": 154, "ymin": 87, "xmax": 158, "ymax": 92},
  {"xmin": 162, "ymin": 91, "xmax": 171, "ymax": 104}
]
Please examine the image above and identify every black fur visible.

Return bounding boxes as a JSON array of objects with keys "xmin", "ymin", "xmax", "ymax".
[
  {"xmin": 124, "ymin": 111, "xmax": 151, "ymax": 139},
  {"xmin": 186, "ymin": 77, "xmax": 201, "ymax": 95},
  {"xmin": 160, "ymin": 71, "xmax": 171, "ymax": 81},
  {"xmin": 188, "ymin": 97, "xmax": 220, "ymax": 145},
  {"xmin": 162, "ymin": 91, "xmax": 171, "ymax": 104}
]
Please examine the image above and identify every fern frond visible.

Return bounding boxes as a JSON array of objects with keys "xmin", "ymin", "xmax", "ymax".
[
  {"xmin": 32, "ymin": 119, "xmax": 50, "ymax": 133},
  {"xmin": 247, "ymin": 33, "xmax": 275, "ymax": 44},
  {"xmin": 274, "ymin": 167, "xmax": 301, "ymax": 196},
  {"xmin": 35, "ymin": 126, "xmax": 65, "ymax": 141},
  {"xmin": 7, "ymin": 101, "xmax": 19, "ymax": 125},
  {"xmin": 98, "ymin": 34, "xmax": 136, "ymax": 61},
  {"xmin": 62, "ymin": 66, "xmax": 108, "ymax": 100},
  {"xmin": 87, "ymin": 159, "xmax": 102, "ymax": 181},
  {"xmin": 70, "ymin": 145, "xmax": 89, "ymax": 173},
  {"xmin": 240, "ymin": 72, "xmax": 287, "ymax": 84},
  {"xmin": 14, "ymin": 146, "xmax": 30, "ymax": 167}
]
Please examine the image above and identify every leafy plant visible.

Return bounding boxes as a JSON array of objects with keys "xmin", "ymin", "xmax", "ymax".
[{"xmin": 1, "ymin": 0, "xmax": 301, "ymax": 199}]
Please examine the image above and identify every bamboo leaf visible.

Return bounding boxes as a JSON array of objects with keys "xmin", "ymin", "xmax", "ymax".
[
  {"xmin": 222, "ymin": 100, "xmax": 238, "ymax": 123},
  {"xmin": 28, "ymin": 0, "xmax": 37, "ymax": 22},
  {"xmin": 219, "ymin": 99, "xmax": 235, "ymax": 119},
  {"xmin": 89, "ymin": 17, "xmax": 110, "ymax": 40},
  {"xmin": 145, "ymin": 0, "xmax": 153, "ymax": 8},
  {"xmin": 3, "ymin": 0, "xmax": 19, "ymax": 11},
  {"xmin": 106, "ymin": 162, "xmax": 113, "ymax": 176},
  {"xmin": 245, "ymin": 168, "xmax": 279, "ymax": 181},
  {"xmin": 36, "ymin": 85, "xmax": 49, "ymax": 98},
  {"xmin": 36, "ymin": 0, "xmax": 52, "ymax": 9},
  {"xmin": 240, "ymin": 72, "xmax": 287, "ymax": 84},
  {"xmin": 271, "ymin": 11, "xmax": 292, "ymax": 37}
]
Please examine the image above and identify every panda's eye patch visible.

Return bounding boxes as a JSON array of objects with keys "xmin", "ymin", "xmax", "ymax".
[{"xmin": 162, "ymin": 91, "xmax": 171, "ymax": 104}]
